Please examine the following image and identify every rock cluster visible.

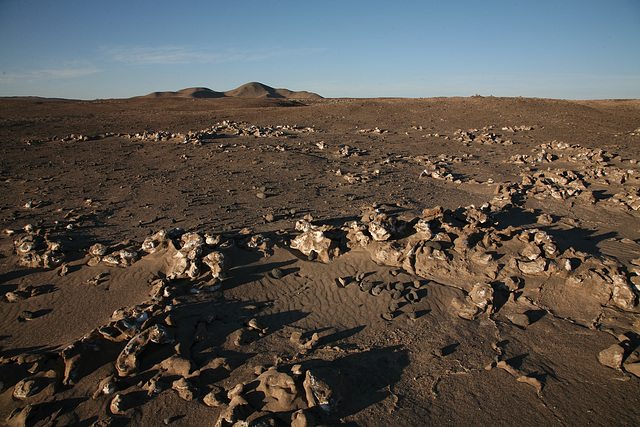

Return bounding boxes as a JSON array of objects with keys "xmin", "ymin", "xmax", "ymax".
[
  {"xmin": 23, "ymin": 121, "xmax": 316, "ymax": 145},
  {"xmin": 127, "ymin": 120, "xmax": 315, "ymax": 143},
  {"xmin": 454, "ymin": 128, "xmax": 515, "ymax": 145},
  {"xmin": 11, "ymin": 225, "xmax": 65, "ymax": 269},
  {"xmin": 2, "ymin": 214, "xmax": 349, "ymax": 425},
  {"xmin": 209, "ymin": 365, "xmax": 339, "ymax": 426},
  {"xmin": 358, "ymin": 127, "xmax": 387, "ymax": 134},
  {"xmin": 598, "ymin": 334, "xmax": 640, "ymax": 378},
  {"xmin": 512, "ymin": 141, "xmax": 640, "ymax": 209},
  {"xmin": 289, "ymin": 202, "xmax": 638, "ymax": 320},
  {"xmin": 1, "ymin": 228, "xmax": 243, "ymax": 423},
  {"xmin": 5, "ymin": 116, "xmax": 640, "ymax": 424},
  {"xmin": 85, "ymin": 228, "xmax": 229, "ymax": 290},
  {"xmin": 290, "ymin": 220, "xmax": 342, "ymax": 263}
]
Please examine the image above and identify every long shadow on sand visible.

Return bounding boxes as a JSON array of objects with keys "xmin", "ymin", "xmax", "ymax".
[{"xmin": 282, "ymin": 345, "xmax": 409, "ymax": 425}]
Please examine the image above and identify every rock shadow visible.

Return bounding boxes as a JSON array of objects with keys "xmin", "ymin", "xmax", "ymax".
[
  {"xmin": 283, "ymin": 345, "xmax": 409, "ymax": 423},
  {"xmin": 524, "ymin": 309, "xmax": 547, "ymax": 325},
  {"xmin": 223, "ymin": 253, "xmax": 298, "ymax": 291},
  {"xmin": 317, "ymin": 325, "xmax": 366, "ymax": 347}
]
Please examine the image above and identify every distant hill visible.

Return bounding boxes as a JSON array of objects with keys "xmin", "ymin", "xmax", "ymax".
[
  {"xmin": 223, "ymin": 82, "xmax": 322, "ymax": 99},
  {"xmin": 143, "ymin": 87, "xmax": 225, "ymax": 99},
  {"xmin": 140, "ymin": 82, "xmax": 322, "ymax": 100}
]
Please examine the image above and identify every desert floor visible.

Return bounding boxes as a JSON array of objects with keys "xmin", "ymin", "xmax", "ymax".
[{"xmin": 1, "ymin": 96, "xmax": 640, "ymax": 426}]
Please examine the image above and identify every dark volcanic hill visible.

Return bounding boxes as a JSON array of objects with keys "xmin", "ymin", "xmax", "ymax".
[{"xmin": 141, "ymin": 82, "xmax": 322, "ymax": 100}]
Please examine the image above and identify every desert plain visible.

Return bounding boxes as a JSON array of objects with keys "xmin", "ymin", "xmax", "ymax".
[{"xmin": 1, "ymin": 84, "xmax": 640, "ymax": 426}]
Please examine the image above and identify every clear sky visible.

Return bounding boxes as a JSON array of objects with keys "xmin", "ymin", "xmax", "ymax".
[{"xmin": 1, "ymin": 0, "xmax": 639, "ymax": 99}]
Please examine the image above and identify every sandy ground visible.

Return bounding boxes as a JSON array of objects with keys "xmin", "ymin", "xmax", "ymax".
[{"xmin": 1, "ymin": 95, "xmax": 640, "ymax": 426}]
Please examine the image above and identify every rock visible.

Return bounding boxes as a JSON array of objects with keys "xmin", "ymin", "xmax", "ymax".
[
  {"xmin": 92, "ymin": 375, "xmax": 117, "ymax": 399},
  {"xmin": 18, "ymin": 311, "xmax": 34, "ymax": 321},
  {"xmin": 520, "ymin": 243, "xmax": 542, "ymax": 261},
  {"xmin": 141, "ymin": 230, "xmax": 167, "ymax": 253},
  {"xmin": 181, "ymin": 232, "xmax": 204, "ymax": 250},
  {"xmin": 159, "ymin": 354, "xmax": 194, "ymax": 378},
  {"xmin": 271, "ymin": 267, "xmax": 284, "ymax": 279},
  {"xmin": 227, "ymin": 383, "xmax": 244, "ymax": 399},
  {"xmin": 405, "ymin": 290, "xmax": 419, "ymax": 303},
  {"xmin": 381, "ymin": 312, "xmax": 395, "ymax": 321},
  {"xmin": 624, "ymin": 362, "xmax": 640, "ymax": 378},
  {"xmin": 89, "ymin": 243, "xmax": 108, "ymax": 257},
  {"xmin": 451, "ymin": 296, "xmax": 480, "ymax": 320},
  {"xmin": 371, "ymin": 284, "xmax": 384, "ymax": 296},
  {"xmin": 42, "ymin": 250, "xmax": 65, "ymax": 269},
  {"xmin": 517, "ymin": 258, "xmax": 547, "ymax": 275},
  {"xmin": 102, "ymin": 255, "xmax": 121, "ymax": 266},
  {"xmin": 303, "ymin": 369, "xmax": 341, "ymax": 413},
  {"xmin": 496, "ymin": 360, "xmax": 519, "ymax": 376},
  {"xmin": 61, "ymin": 342, "xmax": 84, "ymax": 386},
  {"xmin": 611, "ymin": 275, "xmax": 636, "ymax": 310},
  {"xmin": 5, "ymin": 405, "xmax": 32, "ymax": 427},
  {"xmin": 58, "ymin": 263, "xmax": 69, "ymax": 276},
  {"xmin": 116, "ymin": 324, "xmax": 171, "ymax": 377},
  {"xmin": 537, "ymin": 214, "xmax": 554, "ymax": 225},
  {"xmin": 12, "ymin": 378, "xmax": 40, "ymax": 399},
  {"xmin": 246, "ymin": 318, "xmax": 267, "ymax": 333},
  {"xmin": 469, "ymin": 282, "xmax": 494, "ymax": 312},
  {"xmin": 203, "ymin": 387, "xmax": 224, "ymax": 407},
  {"xmin": 368, "ymin": 220, "xmax": 393, "ymax": 241},
  {"xmin": 517, "ymin": 375, "xmax": 544, "ymax": 394},
  {"xmin": 167, "ymin": 253, "xmax": 189, "ymax": 279},
  {"xmin": 5, "ymin": 291, "xmax": 29, "ymax": 303},
  {"xmin": 598, "ymin": 343, "xmax": 625, "ymax": 369},
  {"xmin": 503, "ymin": 276, "xmax": 522, "ymax": 291},
  {"xmin": 186, "ymin": 262, "xmax": 200, "ymax": 279},
  {"xmin": 215, "ymin": 395, "xmax": 253, "ymax": 427},
  {"xmin": 336, "ymin": 276, "xmax": 350, "ymax": 287},
  {"xmin": 414, "ymin": 219, "xmax": 434, "ymax": 239},
  {"xmin": 143, "ymin": 376, "xmax": 164, "ymax": 396},
  {"xmin": 118, "ymin": 248, "xmax": 138, "ymax": 265},
  {"xmin": 109, "ymin": 393, "xmax": 135, "ymax": 415},
  {"xmin": 172, "ymin": 377, "xmax": 197, "ymax": 401},
  {"xmin": 344, "ymin": 221, "xmax": 371, "ymax": 248},
  {"xmin": 471, "ymin": 250, "xmax": 494, "ymax": 265},
  {"xmin": 421, "ymin": 206, "xmax": 444, "ymax": 221},
  {"xmin": 508, "ymin": 313, "xmax": 530, "ymax": 328},
  {"xmin": 202, "ymin": 251, "xmax": 226, "ymax": 279},
  {"xmin": 256, "ymin": 368, "xmax": 300, "ymax": 412},
  {"xmin": 367, "ymin": 241, "xmax": 404, "ymax": 267},
  {"xmin": 290, "ymin": 221, "xmax": 338, "ymax": 263},
  {"xmin": 290, "ymin": 331, "xmax": 319, "ymax": 350},
  {"xmin": 291, "ymin": 409, "xmax": 315, "ymax": 427}
]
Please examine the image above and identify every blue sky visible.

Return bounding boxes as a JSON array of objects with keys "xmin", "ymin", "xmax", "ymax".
[{"xmin": 0, "ymin": 0, "xmax": 639, "ymax": 99}]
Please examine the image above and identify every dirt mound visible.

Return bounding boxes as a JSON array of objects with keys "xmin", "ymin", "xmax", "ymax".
[
  {"xmin": 224, "ymin": 82, "xmax": 284, "ymax": 98},
  {"xmin": 139, "ymin": 83, "xmax": 322, "ymax": 100},
  {"xmin": 142, "ymin": 87, "xmax": 225, "ymax": 99},
  {"xmin": 224, "ymin": 82, "xmax": 322, "ymax": 99}
]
